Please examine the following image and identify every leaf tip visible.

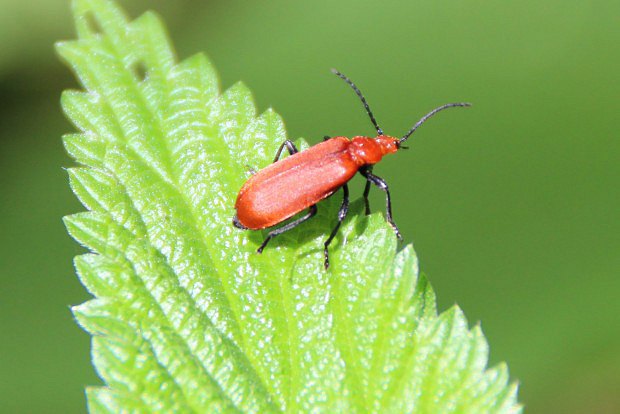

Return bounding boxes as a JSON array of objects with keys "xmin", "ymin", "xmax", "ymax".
[{"xmin": 55, "ymin": 40, "xmax": 81, "ymax": 64}]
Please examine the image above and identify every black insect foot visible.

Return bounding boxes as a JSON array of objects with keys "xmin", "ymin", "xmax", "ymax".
[
  {"xmin": 324, "ymin": 247, "xmax": 330, "ymax": 269},
  {"xmin": 391, "ymin": 225, "xmax": 403, "ymax": 241}
]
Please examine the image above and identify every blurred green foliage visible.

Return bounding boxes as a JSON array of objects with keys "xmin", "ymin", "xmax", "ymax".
[{"xmin": 0, "ymin": 0, "xmax": 618, "ymax": 412}]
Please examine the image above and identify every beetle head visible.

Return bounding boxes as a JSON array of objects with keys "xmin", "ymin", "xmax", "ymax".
[{"xmin": 375, "ymin": 135, "xmax": 400, "ymax": 154}]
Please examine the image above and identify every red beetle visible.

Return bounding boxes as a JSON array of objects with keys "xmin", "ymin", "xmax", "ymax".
[{"xmin": 233, "ymin": 69, "xmax": 470, "ymax": 268}]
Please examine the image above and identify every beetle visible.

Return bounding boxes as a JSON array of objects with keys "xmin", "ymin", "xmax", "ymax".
[{"xmin": 233, "ymin": 69, "xmax": 470, "ymax": 269}]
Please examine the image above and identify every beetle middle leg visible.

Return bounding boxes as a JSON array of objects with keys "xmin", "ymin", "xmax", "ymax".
[
  {"xmin": 323, "ymin": 184, "xmax": 350, "ymax": 269},
  {"xmin": 257, "ymin": 205, "xmax": 317, "ymax": 253},
  {"xmin": 272, "ymin": 139, "xmax": 299, "ymax": 163},
  {"xmin": 359, "ymin": 167, "xmax": 403, "ymax": 240}
]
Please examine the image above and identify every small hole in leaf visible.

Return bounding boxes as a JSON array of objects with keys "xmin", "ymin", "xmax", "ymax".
[
  {"xmin": 131, "ymin": 61, "xmax": 148, "ymax": 82},
  {"xmin": 84, "ymin": 12, "xmax": 103, "ymax": 35}
]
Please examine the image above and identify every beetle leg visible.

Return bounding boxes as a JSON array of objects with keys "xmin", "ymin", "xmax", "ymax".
[
  {"xmin": 233, "ymin": 215, "xmax": 249, "ymax": 229},
  {"xmin": 360, "ymin": 165, "xmax": 374, "ymax": 215},
  {"xmin": 323, "ymin": 184, "xmax": 350, "ymax": 269},
  {"xmin": 257, "ymin": 205, "xmax": 317, "ymax": 253},
  {"xmin": 272, "ymin": 140, "xmax": 299, "ymax": 163},
  {"xmin": 362, "ymin": 181, "xmax": 372, "ymax": 215},
  {"xmin": 360, "ymin": 169, "xmax": 403, "ymax": 240}
]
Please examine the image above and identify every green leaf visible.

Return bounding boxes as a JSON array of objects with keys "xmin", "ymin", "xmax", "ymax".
[{"xmin": 58, "ymin": 0, "xmax": 521, "ymax": 412}]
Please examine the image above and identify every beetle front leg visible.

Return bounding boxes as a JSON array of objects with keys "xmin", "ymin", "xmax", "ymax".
[
  {"xmin": 272, "ymin": 140, "xmax": 299, "ymax": 163},
  {"xmin": 257, "ymin": 205, "xmax": 317, "ymax": 253},
  {"xmin": 361, "ymin": 166, "xmax": 373, "ymax": 215},
  {"xmin": 360, "ymin": 169, "xmax": 402, "ymax": 240},
  {"xmin": 362, "ymin": 181, "xmax": 372, "ymax": 215},
  {"xmin": 323, "ymin": 184, "xmax": 350, "ymax": 269}
]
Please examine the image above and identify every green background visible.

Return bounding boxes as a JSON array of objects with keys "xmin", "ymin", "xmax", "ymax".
[{"xmin": 1, "ymin": 0, "xmax": 618, "ymax": 412}]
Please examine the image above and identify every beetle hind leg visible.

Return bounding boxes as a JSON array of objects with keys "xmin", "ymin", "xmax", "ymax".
[
  {"xmin": 256, "ymin": 205, "xmax": 318, "ymax": 253},
  {"xmin": 232, "ymin": 215, "xmax": 249, "ymax": 230}
]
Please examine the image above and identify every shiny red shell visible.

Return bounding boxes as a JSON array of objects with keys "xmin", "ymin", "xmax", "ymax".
[{"xmin": 234, "ymin": 135, "xmax": 399, "ymax": 229}]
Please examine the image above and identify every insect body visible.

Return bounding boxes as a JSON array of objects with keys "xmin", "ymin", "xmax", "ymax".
[{"xmin": 233, "ymin": 69, "xmax": 470, "ymax": 269}]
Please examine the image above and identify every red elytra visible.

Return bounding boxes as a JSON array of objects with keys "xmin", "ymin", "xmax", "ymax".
[{"xmin": 233, "ymin": 69, "xmax": 470, "ymax": 269}]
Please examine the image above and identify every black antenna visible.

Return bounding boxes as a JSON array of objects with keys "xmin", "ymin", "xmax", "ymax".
[
  {"xmin": 331, "ymin": 68, "xmax": 383, "ymax": 135},
  {"xmin": 400, "ymin": 102, "xmax": 471, "ymax": 144}
]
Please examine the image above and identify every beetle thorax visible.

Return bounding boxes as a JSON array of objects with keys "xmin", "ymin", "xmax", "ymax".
[{"xmin": 348, "ymin": 135, "xmax": 399, "ymax": 166}]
